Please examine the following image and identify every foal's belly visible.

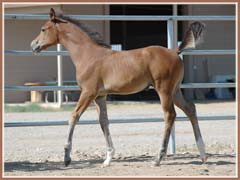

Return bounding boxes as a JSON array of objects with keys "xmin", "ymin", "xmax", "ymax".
[{"xmin": 103, "ymin": 75, "xmax": 151, "ymax": 95}]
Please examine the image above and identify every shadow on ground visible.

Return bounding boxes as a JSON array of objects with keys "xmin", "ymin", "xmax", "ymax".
[
  {"xmin": 4, "ymin": 153, "xmax": 235, "ymax": 173},
  {"xmin": 4, "ymin": 159, "xmax": 102, "ymax": 173}
]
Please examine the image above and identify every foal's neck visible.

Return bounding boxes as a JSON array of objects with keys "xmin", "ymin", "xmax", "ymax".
[{"xmin": 57, "ymin": 23, "xmax": 107, "ymax": 66}]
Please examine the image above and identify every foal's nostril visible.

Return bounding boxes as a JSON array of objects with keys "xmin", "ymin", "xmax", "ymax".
[{"xmin": 35, "ymin": 40, "xmax": 39, "ymax": 45}]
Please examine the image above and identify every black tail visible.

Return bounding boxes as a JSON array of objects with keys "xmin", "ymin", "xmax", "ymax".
[{"xmin": 178, "ymin": 22, "xmax": 205, "ymax": 54}]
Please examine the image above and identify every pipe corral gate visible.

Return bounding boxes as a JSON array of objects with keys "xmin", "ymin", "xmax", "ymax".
[{"xmin": 4, "ymin": 10, "xmax": 236, "ymax": 154}]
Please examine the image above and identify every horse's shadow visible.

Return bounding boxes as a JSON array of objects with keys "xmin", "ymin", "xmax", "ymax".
[
  {"xmin": 114, "ymin": 153, "xmax": 236, "ymax": 166},
  {"xmin": 4, "ymin": 153, "xmax": 235, "ymax": 173},
  {"xmin": 4, "ymin": 159, "xmax": 103, "ymax": 173},
  {"xmin": 164, "ymin": 153, "xmax": 236, "ymax": 165}
]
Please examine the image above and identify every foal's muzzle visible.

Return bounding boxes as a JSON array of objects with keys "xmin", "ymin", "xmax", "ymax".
[{"xmin": 31, "ymin": 40, "xmax": 42, "ymax": 53}]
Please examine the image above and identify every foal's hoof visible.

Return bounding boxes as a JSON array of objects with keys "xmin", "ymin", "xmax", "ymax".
[
  {"xmin": 101, "ymin": 163, "xmax": 110, "ymax": 168},
  {"xmin": 64, "ymin": 157, "xmax": 72, "ymax": 167},
  {"xmin": 152, "ymin": 160, "xmax": 160, "ymax": 167},
  {"xmin": 101, "ymin": 160, "xmax": 111, "ymax": 168}
]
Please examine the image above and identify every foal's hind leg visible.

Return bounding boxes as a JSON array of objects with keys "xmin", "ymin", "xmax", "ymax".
[
  {"xmin": 154, "ymin": 86, "xmax": 176, "ymax": 166},
  {"xmin": 173, "ymin": 88, "xmax": 207, "ymax": 162},
  {"xmin": 64, "ymin": 91, "xmax": 95, "ymax": 166},
  {"xmin": 95, "ymin": 96, "xmax": 115, "ymax": 167}
]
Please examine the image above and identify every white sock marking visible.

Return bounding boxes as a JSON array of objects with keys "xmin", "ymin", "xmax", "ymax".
[
  {"xmin": 197, "ymin": 137, "xmax": 206, "ymax": 158},
  {"xmin": 103, "ymin": 148, "xmax": 115, "ymax": 166}
]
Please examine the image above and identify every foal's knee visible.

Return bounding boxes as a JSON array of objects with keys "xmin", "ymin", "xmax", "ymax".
[
  {"xmin": 164, "ymin": 108, "xmax": 176, "ymax": 121},
  {"xmin": 163, "ymin": 109, "xmax": 176, "ymax": 129}
]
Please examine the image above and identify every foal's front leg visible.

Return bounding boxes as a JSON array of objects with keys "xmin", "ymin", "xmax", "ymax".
[
  {"xmin": 95, "ymin": 96, "xmax": 115, "ymax": 167},
  {"xmin": 64, "ymin": 91, "xmax": 95, "ymax": 166}
]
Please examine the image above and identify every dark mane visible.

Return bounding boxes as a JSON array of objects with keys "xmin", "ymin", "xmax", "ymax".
[{"xmin": 58, "ymin": 15, "xmax": 111, "ymax": 48}]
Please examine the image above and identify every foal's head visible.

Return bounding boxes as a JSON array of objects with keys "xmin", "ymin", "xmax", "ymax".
[{"xmin": 31, "ymin": 8, "xmax": 67, "ymax": 53}]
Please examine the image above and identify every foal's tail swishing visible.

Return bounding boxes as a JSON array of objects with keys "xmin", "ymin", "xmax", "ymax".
[{"xmin": 177, "ymin": 21, "xmax": 205, "ymax": 54}]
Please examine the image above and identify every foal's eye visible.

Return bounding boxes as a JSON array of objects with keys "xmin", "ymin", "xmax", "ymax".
[{"xmin": 41, "ymin": 29, "xmax": 45, "ymax": 32}]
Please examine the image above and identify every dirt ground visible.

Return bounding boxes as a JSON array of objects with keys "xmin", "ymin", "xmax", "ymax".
[{"xmin": 4, "ymin": 101, "xmax": 237, "ymax": 177}]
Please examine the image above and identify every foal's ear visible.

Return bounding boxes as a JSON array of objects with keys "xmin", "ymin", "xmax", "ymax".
[
  {"xmin": 49, "ymin": 8, "xmax": 56, "ymax": 20},
  {"xmin": 49, "ymin": 8, "xmax": 67, "ymax": 24}
]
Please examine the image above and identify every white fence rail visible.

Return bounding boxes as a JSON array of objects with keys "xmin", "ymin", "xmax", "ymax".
[
  {"xmin": 5, "ymin": 14, "xmax": 235, "ymax": 21},
  {"xmin": 5, "ymin": 115, "xmax": 235, "ymax": 128},
  {"xmin": 5, "ymin": 49, "xmax": 236, "ymax": 56},
  {"xmin": 4, "ymin": 83, "xmax": 236, "ymax": 91}
]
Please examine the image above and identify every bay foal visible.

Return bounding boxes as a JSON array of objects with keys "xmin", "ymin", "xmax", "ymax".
[{"xmin": 31, "ymin": 8, "xmax": 207, "ymax": 167}]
